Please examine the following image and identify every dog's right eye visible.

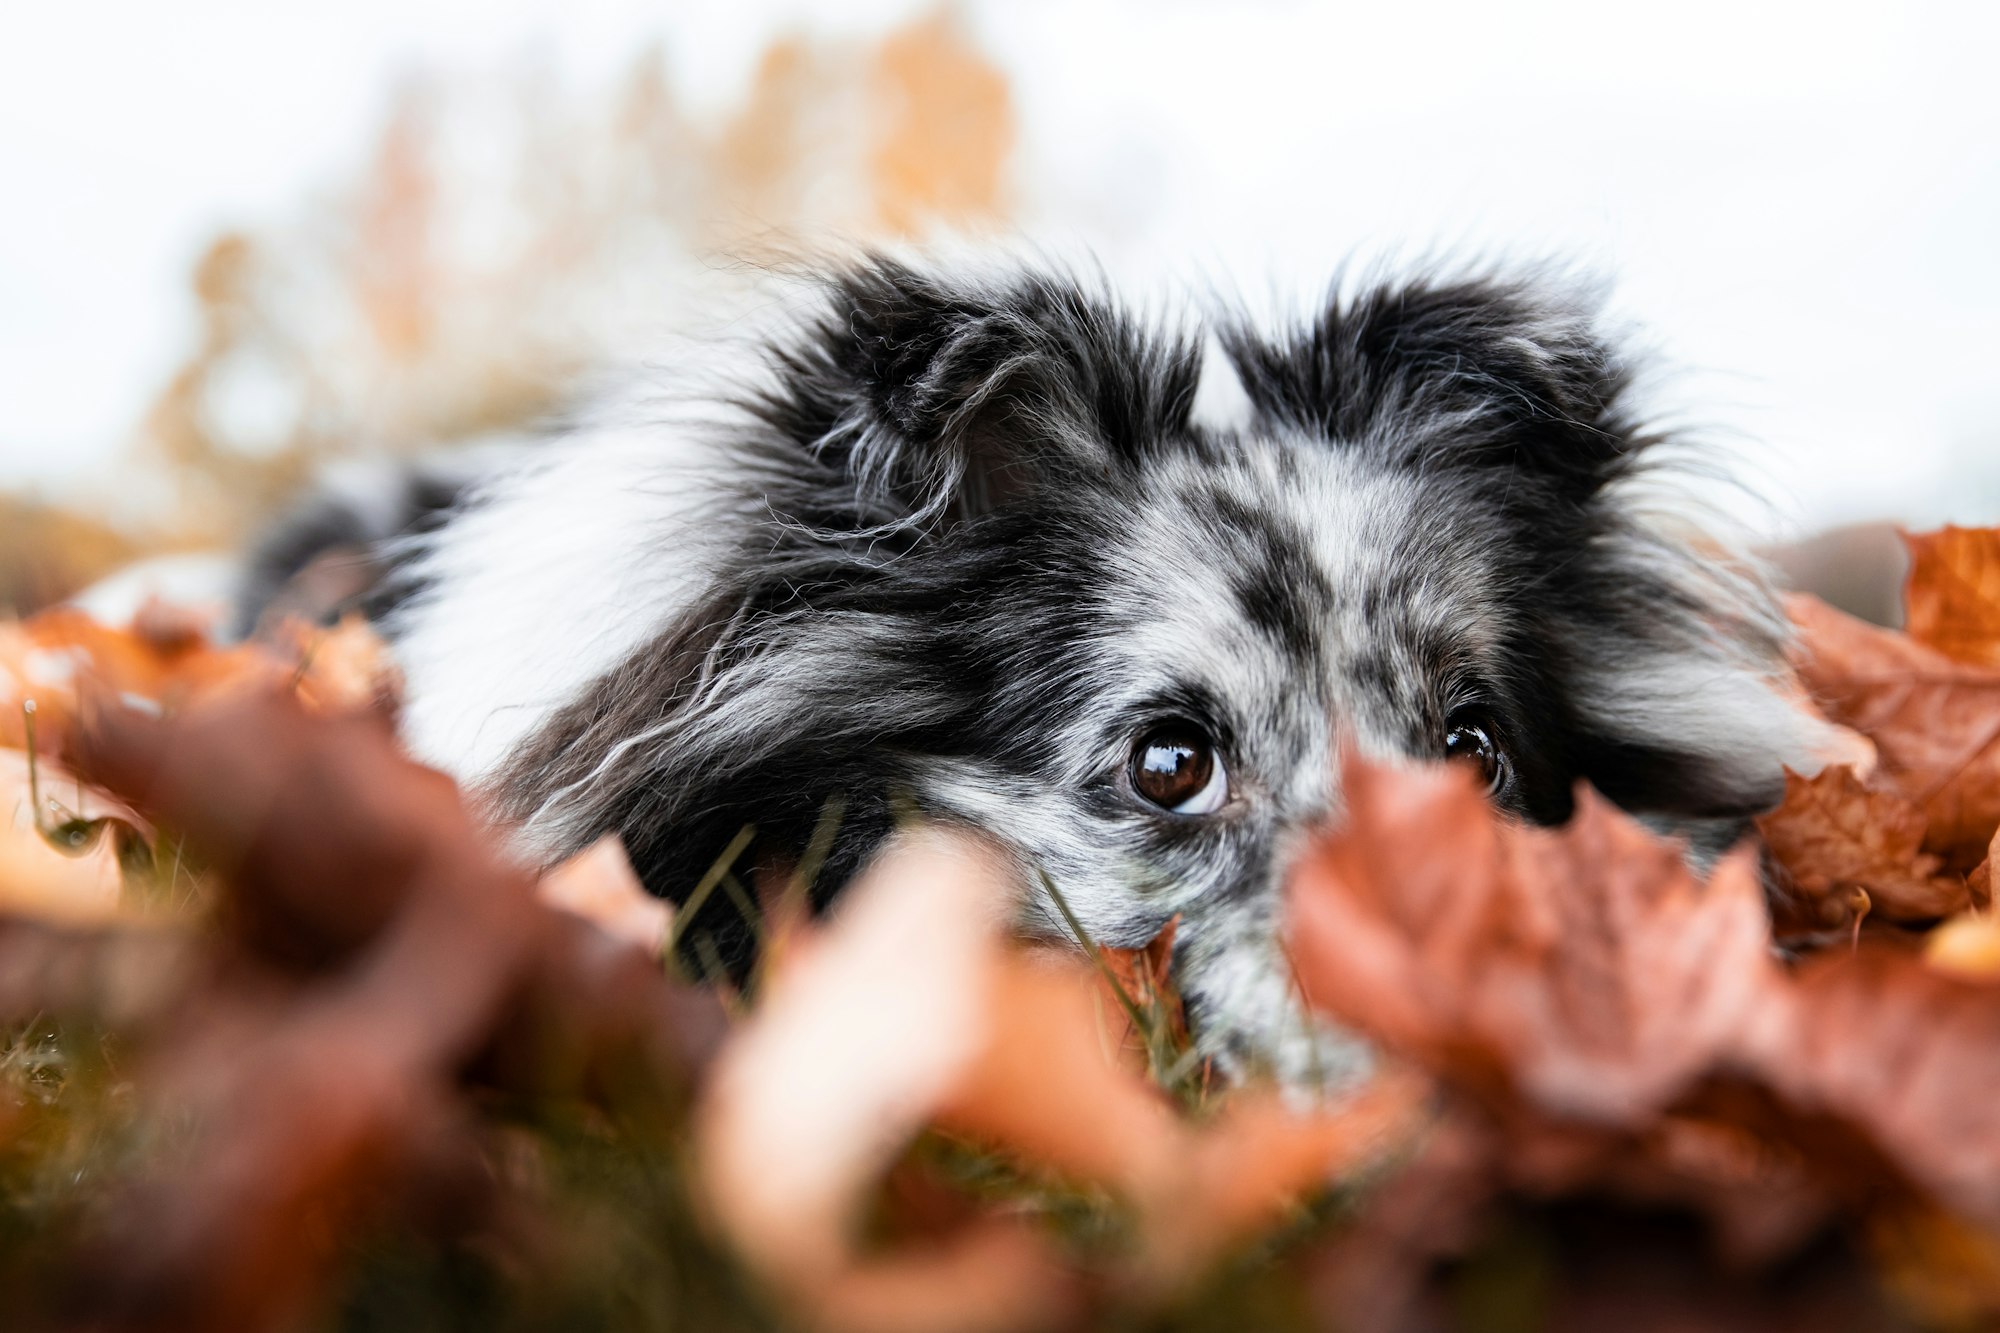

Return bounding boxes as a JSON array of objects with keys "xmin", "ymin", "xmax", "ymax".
[{"xmin": 1131, "ymin": 726, "xmax": 1229, "ymax": 815}]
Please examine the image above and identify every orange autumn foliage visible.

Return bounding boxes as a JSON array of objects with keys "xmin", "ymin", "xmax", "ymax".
[
  {"xmin": 7, "ymin": 523, "xmax": 2000, "ymax": 1330},
  {"xmin": 1903, "ymin": 526, "xmax": 2000, "ymax": 670}
]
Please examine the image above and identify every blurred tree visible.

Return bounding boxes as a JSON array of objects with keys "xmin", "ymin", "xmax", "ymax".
[{"xmin": 96, "ymin": 5, "xmax": 1016, "ymax": 555}]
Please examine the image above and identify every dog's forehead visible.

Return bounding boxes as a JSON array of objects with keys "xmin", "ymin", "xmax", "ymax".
[{"xmin": 1088, "ymin": 439, "xmax": 1512, "ymax": 753}]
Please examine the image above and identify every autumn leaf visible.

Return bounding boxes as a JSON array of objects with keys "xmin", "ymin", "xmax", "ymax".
[
  {"xmin": 1904, "ymin": 526, "xmax": 2000, "ymax": 669},
  {"xmin": 270, "ymin": 613, "xmax": 403, "ymax": 717},
  {"xmin": 1288, "ymin": 740, "xmax": 2000, "ymax": 1262},
  {"xmin": 538, "ymin": 834, "xmax": 673, "ymax": 956},
  {"xmin": 0, "ymin": 606, "xmax": 400, "ymax": 769},
  {"xmin": 1869, "ymin": 1204, "xmax": 2000, "ymax": 1330},
  {"xmin": 1737, "ymin": 946, "xmax": 2000, "ymax": 1227},
  {"xmin": 694, "ymin": 828, "xmax": 1081, "ymax": 1332},
  {"xmin": 1758, "ymin": 765, "xmax": 1970, "ymax": 934},
  {"xmin": 1285, "ymin": 752, "xmax": 1777, "ymax": 1125},
  {"xmin": 1787, "ymin": 592, "xmax": 2000, "ymax": 869},
  {"xmin": 1925, "ymin": 911, "xmax": 2000, "ymax": 981},
  {"xmin": 0, "ymin": 606, "xmax": 261, "ymax": 759},
  {"xmin": 698, "ymin": 825, "xmax": 1425, "ymax": 1327},
  {"xmin": 16, "ymin": 685, "xmax": 723, "ymax": 1330}
]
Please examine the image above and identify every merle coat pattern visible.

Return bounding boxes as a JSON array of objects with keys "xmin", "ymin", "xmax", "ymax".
[{"xmin": 243, "ymin": 255, "xmax": 1830, "ymax": 1084}]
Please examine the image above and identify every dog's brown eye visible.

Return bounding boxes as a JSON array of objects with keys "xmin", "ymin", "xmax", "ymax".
[
  {"xmin": 1444, "ymin": 716, "xmax": 1505, "ymax": 793},
  {"xmin": 1132, "ymin": 726, "xmax": 1228, "ymax": 815}
]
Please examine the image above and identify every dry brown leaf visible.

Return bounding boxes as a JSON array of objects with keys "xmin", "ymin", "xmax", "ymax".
[
  {"xmin": 1757, "ymin": 765, "xmax": 1970, "ymax": 932},
  {"xmin": 693, "ymin": 828, "xmax": 1077, "ymax": 1331},
  {"xmin": 1147, "ymin": 1071, "xmax": 1430, "ymax": 1278},
  {"xmin": 0, "ymin": 606, "xmax": 262, "ymax": 759},
  {"xmin": 1735, "ymin": 947, "xmax": 2000, "ymax": 1226},
  {"xmin": 1904, "ymin": 526, "xmax": 2000, "ymax": 669},
  {"xmin": 537, "ymin": 835, "xmax": 672, "ymax": 956},
  {"xmin": 35, "ymin": 686, "xmax": 723, "ymax": 1330},
  {"xmin": 933, "ymin": 947, "xmax": 1186, "ymax": 1196},
  {"xmin": 1925, "ymin": 912, "xmax": 2000, "ymax": 981},
  {"xmin": 1077, "ymin": 917, "xmax": 1194, "ymax": 1080},
  {"xmin": 1280, "ymin": 749, "xmax": 2000, "ymax": 1283},
  {"xmin": 941, "ymin": 947, "xmax": 1429, "ymax": 1283},
  {"xmin": 0, "ymin": 607, "xmax": 400, "ymax": 775},
  {"xmin": 698, "ymin": 824, "xmax": 1425, "ymax": 1326},
  {"xmin": 1286, "ymin": 752, "xmax": 1777, "ymax": 1124},
  {"xmin": 272, "ymin": 614, "xmax": 403, "ymax": 717},
  {"xmin": 1787, "ymin": 592, "xmax": 2000, "ymax": 869},
  {"xmin": 807, "ymin": 1219, "xmax": 1078, "ymax": 1333},
  {"xmin": 1870, "ymin": 1204, "xmax": 2000, "ymax": 1329}
]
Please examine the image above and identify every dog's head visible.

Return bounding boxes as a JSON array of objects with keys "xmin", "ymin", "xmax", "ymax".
[{"xmin": 505, "ymin": 257, "xmax": 1828, "ymax": 1078}]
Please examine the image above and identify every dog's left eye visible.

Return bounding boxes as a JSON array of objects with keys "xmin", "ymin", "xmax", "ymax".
[
  {"xmin": 1443, "ymin": 713, "xmax": 1507, "ymax": 793},
  {"xmin": 1131, "ymin": 726, "xmax": 1230, "ymax": 815}
]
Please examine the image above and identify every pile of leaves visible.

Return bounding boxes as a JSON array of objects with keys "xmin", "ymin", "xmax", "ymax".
[{"xmin": 3, "ymin": 527, "xmax": 2000, "ymax": 1333}]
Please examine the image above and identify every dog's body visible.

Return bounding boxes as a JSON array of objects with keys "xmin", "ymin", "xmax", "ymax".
[{"xmin": 241, "ymin": 255, "xmax": 1829, "ymax": 1082}]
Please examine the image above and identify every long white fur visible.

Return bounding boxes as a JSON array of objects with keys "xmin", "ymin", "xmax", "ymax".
[{"xmin": 389, "ymin": 397, "xmax": 744, "ymax": 784}]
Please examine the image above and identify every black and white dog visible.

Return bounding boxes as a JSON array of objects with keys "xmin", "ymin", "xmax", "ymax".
[{"xmin": 241, "ymin": 254, "xmax": 1830, "ymax": 1083}]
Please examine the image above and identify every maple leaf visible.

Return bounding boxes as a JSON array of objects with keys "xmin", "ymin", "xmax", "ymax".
[
  {"xmin": 1285, "ymin": 752, "xmax": 1777, "ymax": 1125},
  {"xmin": 1787, "ymin": 592, "xmax": 2000, "ymax": 870},
  {"xmin": 1735, "ymin": 947, "xmax": 2000, "ymax": 1227},
  {"xmin": 1287, "ymin": 741, "xmax": 2000, "ymax": 1277},
  {"xmin": 1758, "ymin": 765, "xmax": 1971, "ymax": 934},
  {"xmin": 1904, "ymin": 526, "xmax": 2000, "ymax": 669}
]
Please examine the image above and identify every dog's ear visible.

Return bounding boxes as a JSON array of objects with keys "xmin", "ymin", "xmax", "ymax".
[
  {"xmin": 775, "ymin": 258, "xmax": 1200, "ymax": 526},
  {"xmin": 1221, "ymin": 276, "xmax": 1639, "ymax": 506}
]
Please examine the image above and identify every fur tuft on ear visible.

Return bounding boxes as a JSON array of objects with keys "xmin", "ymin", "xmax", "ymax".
[
  {"xmin": 1220, "ymin": 274, "xmax": 1640, "ymax": 505},
  {"xmin": 1550, "ymin": 512, "xmax": 1843, "ymax": 845},
  {"xmin": 749, "ymin": 257, "xmax": 1201, "ymax": 531},
  {"xmin": 1224, "ymin": 271, "xmax": 1839, "ymax": 844}
]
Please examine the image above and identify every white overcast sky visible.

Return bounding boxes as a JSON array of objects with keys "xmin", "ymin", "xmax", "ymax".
[{"xmin": 3, "ymin": 0, "xmax": 1998, "ymax": 538}]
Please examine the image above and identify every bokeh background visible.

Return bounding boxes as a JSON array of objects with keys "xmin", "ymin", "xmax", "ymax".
[{"xmin": 3, "ymin": 0, "xmax": 1997, "ymax": 612}]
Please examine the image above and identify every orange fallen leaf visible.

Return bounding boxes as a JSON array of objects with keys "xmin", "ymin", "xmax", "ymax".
[
  {"xmin": 1283, "ymin": 745, "xmax": 2000, "ymax": 1267},
  {"xmin": 1145, "ymin": 1070, "xmax": 1429, "ymax": 1278},
  {"xmin": 693, "ymin": 828, "xmax": 1073, "ymax": 1331},
  {"xmin": 0, "ymin": 606, "xmax": 401, "ymax": 771},
  {"xmin": 537, "ymin": 835, "xmax": 672, "ymax": 956},
  {"xmin": 272, "ymin": 614, "xmax": 403, "ymax": 717},
  {"xmin": 1924, "ymin": 913, "xmax": 2000, "ymax": 982},
  {"xmin": 933, "ymin": 946, "xmax": 1185, "ymax": 1196},
  {"xmin": 698, "ymin": 823, "xmax": 1425, "ymax": 1327},
  {"xmin": 1758, "ymin": 766, "xmax": 1969, "ymax": 933},
  {"xmin": 1904, "ymin": 526, "xmax": 2000, "ymax": 670},
  {"xmin": 1286, "ymin": 752, "xmax": 1777, "ymax": 1124},
  {"xmin": 1787, "ymin": 593, "xmax": 2000, "ymax": 870},
  {"xmin": 1870, "ymin": 1203, "xmax": 2000, "ymax": 1329},
  {"xmin": 1737, "ymin": 947, "xmax": 2000, "ymax": 1226},
  {"xmin": 0, "ymin": 607, "xmax": 261, "ymax": 760}
]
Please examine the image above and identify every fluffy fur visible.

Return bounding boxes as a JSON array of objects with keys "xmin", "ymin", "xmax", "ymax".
[{"xmin": 242, "ymin": 254, "xmax": 1832, "ymax": 1084}]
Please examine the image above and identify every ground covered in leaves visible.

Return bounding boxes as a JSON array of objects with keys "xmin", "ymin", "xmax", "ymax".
[{"xmin": 4, "ymin": 527, "xmax": 2000, "ymax": 1332}]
